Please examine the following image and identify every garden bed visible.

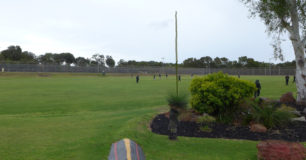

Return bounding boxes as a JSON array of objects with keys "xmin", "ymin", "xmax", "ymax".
[
  {"xmin": 151, "ymin": 113, "xmax": 306, "ymax": 142},
  {"xmin": 275, "ymin": 102, "xmax": 306, "ymax": 116}
]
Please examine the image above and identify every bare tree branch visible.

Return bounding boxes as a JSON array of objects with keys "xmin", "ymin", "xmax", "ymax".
[{"xmin": 281, "ymin": 18, "xmax": 293, "ymax": 33}]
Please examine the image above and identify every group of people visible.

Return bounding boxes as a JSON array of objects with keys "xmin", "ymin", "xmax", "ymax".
[
  {"xmin": 135, "ymin": 74, "xmax": 182, "ymax": 83},
  {"xmin": 136, "ymin": 74, "xmax": 296, "ymax": 96},
  {"xmin": 254, "ymin": 75, "xmax": 296, "ymax": 98},
  {"xmin": 153, "ymin": 73, "xmax": 168, "ymax": 79},
  {"xmin": 285, "ymin": 75, "xmax": 296, "ymax": 85}
]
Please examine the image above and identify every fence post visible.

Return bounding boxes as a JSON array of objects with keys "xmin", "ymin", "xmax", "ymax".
[
  {"xmin": 264, "ymin": 67, "xmax": 266, "ymax": 76},
  {"xmin": 270, "ymin": 66, "xmax": 272, "ymax": 75}
]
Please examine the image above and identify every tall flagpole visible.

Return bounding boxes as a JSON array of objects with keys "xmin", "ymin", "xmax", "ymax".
[{"xmin": 175, "ymin": 11, "xmax": 178, "ymax": 96}]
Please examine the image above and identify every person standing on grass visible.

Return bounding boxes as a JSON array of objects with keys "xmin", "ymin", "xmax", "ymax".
[
  {"xmin": 238, "ymin": 72, "xmax": 240, "ymax": 78},
  {"xmin": 254, "ymin": 80, "xmax": 261, "ymax": 98},
  {"xmin": 136, "ymin": 75, "xmax": 139, "ymax": 83},
  {"xmin": 153, "ymin": 74, "xmax": 156, "ymax": 80},
  {"xmin": 159, "ymin": 73, "xmax": 161, "ymax": 79},
  {"xmin": 285, "ymin": 75, "xmax": 289, "ymax": 86},
  {"xmin": 178, "ymin": 75, "xmax": 181, "ymax": 81},
  {"xmin": 293, "ymin": 75, "xmax": 296, "ymax": 83},
  {"xmin": 166, "ymin": 73, "xmax": 168, "ymax": 78}
]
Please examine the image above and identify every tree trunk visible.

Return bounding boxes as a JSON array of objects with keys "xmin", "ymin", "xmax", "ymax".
[
  {"xmin": 289, "ymin": 0, "xmax": 306, "ymax": 105},
  {"xmin": 293, "ymin": 41, "xmax": 306, "ymax": 105},
  {"xmin": 168, "ymin": 108, "xmax": 179, "ymax": 140}
]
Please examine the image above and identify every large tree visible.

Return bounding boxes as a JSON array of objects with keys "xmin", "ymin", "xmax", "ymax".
[
  {"xmin": 242, "ymin": 0, "xmax": 306, "ymax": 104},
  {"xmin": 1, "ymin": 45, "xmax": 23, "ymax": 61},
  {"xmin": 20, "ymin": 51, "xmax": 37, "ymax": 64},
  {"xmin": 183, "ymin": 58, "xmax": 198, "ymax": 67},
  {"xmin": 60, "ymin": 53, "xmax": 75, "ymax": 65},
  {"xmin": 213, "ymin": 57, "xmax": 222, "ymax": 67},
  {"xmin": 75, "ymin": 57, "xmax": 90, "ymax": 66},
  {"xmin": 91, "ymin": 54, "xmax": 105, "ymax": 66},
  {"xmin": 0, "ymin": 46, "xmax": 37, "ymax": 63},
  {"xmin": 53, "ymin": 54, "xmax": 65, "ymax": 65},
  {"xmin": 106, "ymin": 55, "xmax": 115, "ymax": 68},
  {"xmin": 38, "ymin": 53, "xmax": 55, "ymax": 64}
]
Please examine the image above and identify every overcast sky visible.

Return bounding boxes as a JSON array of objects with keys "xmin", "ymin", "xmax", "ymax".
[{"xmin": 0, "ymin": 0, "xmax": 294, "ymax": 63}]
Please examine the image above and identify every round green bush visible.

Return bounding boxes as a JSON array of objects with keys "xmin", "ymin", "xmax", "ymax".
[{"xmin": 189, "ymin": 72, "xmax": 256, "ymax": 122}]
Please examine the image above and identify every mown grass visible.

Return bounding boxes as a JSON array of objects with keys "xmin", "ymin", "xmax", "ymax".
[{"xmin": 0, "ymin": 73, "xmax": 298, "ymax": 160}]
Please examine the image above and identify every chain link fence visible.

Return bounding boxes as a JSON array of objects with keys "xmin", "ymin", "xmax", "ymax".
[{"xmin": 0, "ymin": 63, "xmax": 296, "ymax": 75}]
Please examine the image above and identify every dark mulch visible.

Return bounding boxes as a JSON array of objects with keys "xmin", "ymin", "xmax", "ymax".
[{"xmin": 151, "ymin": 114, "xmax": 306, "ymax": 142}]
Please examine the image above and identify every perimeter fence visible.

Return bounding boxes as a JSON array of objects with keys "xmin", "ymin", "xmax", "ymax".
[{"xmin": 0, "ymin": 63, "xmax": 296, "ymax": 76}]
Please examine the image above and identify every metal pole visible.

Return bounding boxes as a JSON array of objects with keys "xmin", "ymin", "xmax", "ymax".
[
  {"xmin": 161, "ymin": 57, "xmax": 165, "ymax": 74},
  {"xmin": 175, "ymin": 11, "xmax": 178, "ymax": 96},
  {"xmin": 270, "ymin": 64, "xmax": 271, "ymax": 75}
]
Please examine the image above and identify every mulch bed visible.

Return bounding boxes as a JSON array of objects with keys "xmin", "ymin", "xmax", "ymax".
[{"xmin": 151, "ymin": 113, "xmax": 306, "ymax": 142}]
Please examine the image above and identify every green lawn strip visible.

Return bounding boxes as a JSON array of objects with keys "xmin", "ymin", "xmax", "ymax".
[
  {"xmin": 0, "ymin": 107, "xmax": 156, "ymax": 160},
  {"xmin": 0, "ymin": 73, "xmax": 300, "ymax": 159},
  {"xmin": 107, "ymin": 108, "xmax": 258, "ymax": 160}
]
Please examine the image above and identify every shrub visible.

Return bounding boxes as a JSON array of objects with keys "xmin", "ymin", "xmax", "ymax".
[
  {"xmin": 277, "ymin": 104, "xmax": 296, "ymax": 112},
  {"xmin": 240, "ymin": 98, "xmax": 260, "ymax": 125},
  {"xmin": 199, "ymin": 125, "xmax": 212, "ymax": 132},
  {"xmin": 257, "ymin": 140, "xmax": 306, "ymax": 160},
  {"xmin": 251, "ymin": 104, "xmax": 295, "ymax": 128},
  {"xmin": 166, "ymin": 93, "xmax": 188, "ymax": 109},
  {"xmin": 197, "ymin": 115, "xmax": 216, "ymax": 133},
  {"xmin": 178, "ymin": 111, "xmax": 195, "ymax": 122},
  {"xmin": 279, "ymin": 92, "xmax": 296, "ymax": 104},
  {"xmin": 189, "ymin": 72, "xmax": 256, "ymax": 122},
  {"xmin": 167, "ymin": 93, "xmax": 188, "ymax": 140},
  {"xmin": 196, "ymin": 115, "xmax": 216, "ymax": 124}
]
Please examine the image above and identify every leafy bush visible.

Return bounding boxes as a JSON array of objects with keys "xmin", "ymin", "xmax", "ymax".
[
  {"xmin": 251, "ymin": 104, "xmax": 295, "ymax": 128},
  {"xmin": 178, "ymin": 110, "xmax": 194, "ymax": 121},
  {"xmin": 279, "ymin": 92, "xmax": 296, "ymax": 104},
  {"xmin": 196, "ymin": 115, "xmax": 216, "ymax": 124},
  {"xmin": 166, "ymin": 93, "xmax": 188, "ymax": 109},
  {"xmin": 199, "ymin": 125, "xmax": 212, "ymax": 132},
  {"xmin": 197, "ymin": 115, "xmax": 216, "ymax": 133},
  {"xmin": 189, "ymin": 72, "xmax": 256, "ymax": 122}
]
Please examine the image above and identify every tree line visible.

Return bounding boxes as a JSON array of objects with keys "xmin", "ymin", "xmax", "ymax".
[
  {"xmin": 0, "ymin": 45, "xmax": 296, "ymax": 68},
  {"xmin": 118, "ymin": 56, "xmax": 296, "ymax": 68},
  {"xmin": 0, "ymin": 45, "xmax": 115, "ymax": 67},
  {"xmin": 181, "ymin": 56, "xmax": 296, "ymax": 68}
]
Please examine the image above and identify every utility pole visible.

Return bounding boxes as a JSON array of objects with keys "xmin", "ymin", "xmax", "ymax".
[
  {"xmin": 161, "ymin": 57, "xmax": 165, "ymax": 74},
  {"xmin": 175, "ymin": 11, "xmax": 178, "ymax": 96}
]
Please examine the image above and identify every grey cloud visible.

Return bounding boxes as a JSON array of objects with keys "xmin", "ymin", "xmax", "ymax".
[
  {"xmin": 148, "ymin": 19, "xmax": 173, "ymax": 30},
  {"xmin": 0, "ymin": 0, "xmax": 295, "ymax": 63}
]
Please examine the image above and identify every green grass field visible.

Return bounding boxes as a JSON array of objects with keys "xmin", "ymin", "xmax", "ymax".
[{"xmin": 0, "ymin": 73, "xmax": 297, "ymax": 160}]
